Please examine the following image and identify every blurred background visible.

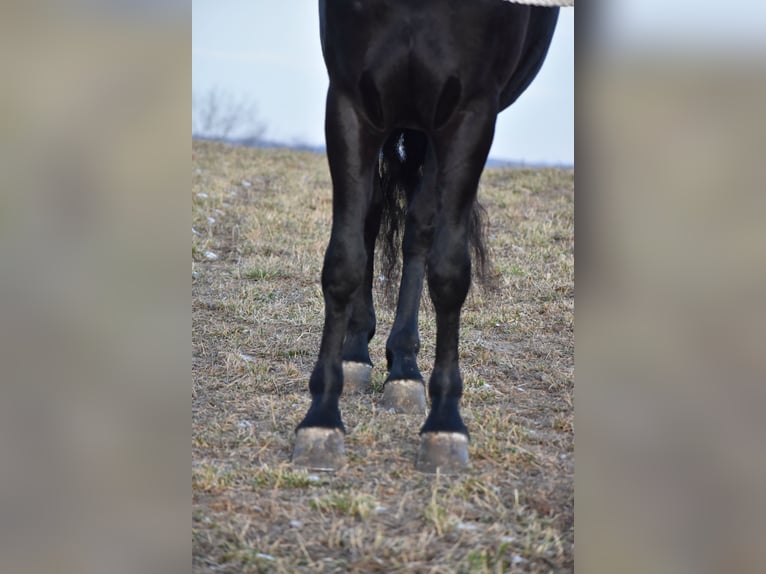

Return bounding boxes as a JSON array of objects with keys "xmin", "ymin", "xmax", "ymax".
[
  {"xmin": 579, "ymin": 2, "xmax": 766, "ymax": 573},
  {"xmin": 192, "ymin": 0, "xmax": 575, "ymax": 166}
]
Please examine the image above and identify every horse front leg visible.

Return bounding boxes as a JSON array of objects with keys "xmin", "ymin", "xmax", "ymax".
[
  {"xmin": 339, "ymin": 174, "xmax": 383, "ymax": 393},
  {"xmin": 293, "ymin": 86, "xmax": 382, "ymax": 471},
  {"xmin": 383, "ymin": 134, "xmax": 436, "ymax": 414}
]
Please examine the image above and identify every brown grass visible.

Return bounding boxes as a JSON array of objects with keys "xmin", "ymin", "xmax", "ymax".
[{"xmin": 192, "ymin": 140, "xmax": 574, "ymax": 573}]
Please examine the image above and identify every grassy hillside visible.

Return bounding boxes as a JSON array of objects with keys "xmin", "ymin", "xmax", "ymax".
[{"xmin": 192, "ymin": 141, "xmax": 574, "ymax": 573}]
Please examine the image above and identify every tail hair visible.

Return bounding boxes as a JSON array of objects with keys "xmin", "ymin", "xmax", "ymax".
[
  {"xmin": 376, "ymin": 134, "xmax": 494, "ymax": 302},
  {"xmin": 377, "ymin": 150, "xmax": 408, "ymax": 301}
]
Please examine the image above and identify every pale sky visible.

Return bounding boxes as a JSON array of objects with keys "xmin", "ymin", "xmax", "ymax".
[
  {"xmin": 597, "ymin": 0, "xmax": 766, "ymax": 50},
  {"xmin": 193, "ymin": 1, "xmax": 574, "ymax": 165}
]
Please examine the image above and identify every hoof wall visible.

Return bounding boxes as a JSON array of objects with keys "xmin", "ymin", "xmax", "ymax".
[
  {"xmin": 382, "ymin": 379, "xmax": 427, "ymax": 414},
  {"xmin": 416, "ymin": 432, "xmax": 469, "ymax": 474},
  {"xmin": 292, "ymin": 428, "xmax": 345, "ymax": 471},
  {"xmin": 342, "ymin": 361, "xmax": 372, "ymax": 393}
]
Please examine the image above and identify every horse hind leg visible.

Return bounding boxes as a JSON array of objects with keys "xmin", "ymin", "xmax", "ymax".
[
  {"xmin": 415, "ymin": 212, "xmax": 473, "ymax": 474},
  {"xmin": 416, "ymin": 101, "xmax": 496, "ymax": 474},
  {"xmin": 293, "ymin": 87, "xmax": 382, "ymax": 471}
]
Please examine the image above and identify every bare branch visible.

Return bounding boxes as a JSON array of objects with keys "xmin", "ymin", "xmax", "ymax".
[{"xmin": 192, "ymin": 89, "xmax": 266, "ymax": 142}]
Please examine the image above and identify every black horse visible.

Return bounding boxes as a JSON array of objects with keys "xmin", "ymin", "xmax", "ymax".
[{"xmin": 293, "ymin": 0, "xmax": 560, "ymax": 472}]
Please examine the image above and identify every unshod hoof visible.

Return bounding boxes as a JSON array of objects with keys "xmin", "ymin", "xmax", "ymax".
[
  {"xmin": 342, "ymin": 361, "xmax": 373, "ymax": 393},
  {"xmin": 382, "ymin": 379, "xmax": 427, "ymax": 414},
  {"xmin": 416, "ymin": 432, "xmax": 469, "ymax": 474},
  {"xmin": 292, "ymin": 427, "xmax": 345, "ymax": 471}
]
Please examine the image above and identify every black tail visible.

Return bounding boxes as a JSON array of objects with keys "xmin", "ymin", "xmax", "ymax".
[{"xmin": 376, "ymin": 129, "xmax": 493, "ymax": 301}]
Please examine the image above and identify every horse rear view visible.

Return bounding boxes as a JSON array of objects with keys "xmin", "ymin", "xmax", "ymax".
[{"xmin": 293, "ymin": 0, "xmax": 561, "ymax": 473}]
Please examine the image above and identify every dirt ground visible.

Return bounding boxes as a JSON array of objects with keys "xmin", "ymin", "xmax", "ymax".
[{"xmin": 192, "ymin": 141, "xmax": 574, "ymax": 573}]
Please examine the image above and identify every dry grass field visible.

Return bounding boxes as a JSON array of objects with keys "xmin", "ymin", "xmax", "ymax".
[{"xmin": 192, "ymin": 140, "xmax": 574, "ymax": 573}]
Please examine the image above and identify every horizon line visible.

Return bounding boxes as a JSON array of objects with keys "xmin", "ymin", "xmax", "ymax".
[{"xmin": 192, "ymin": 134, "xmax": 574, "ymax": 170}]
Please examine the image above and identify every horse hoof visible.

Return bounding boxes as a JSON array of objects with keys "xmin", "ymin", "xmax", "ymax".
[
  {"xmin": 416, "ymin": 432, "xmax": 469, "ymax": 474},
  {"xmin": 382, "ymin": 379, "xmax": 427, "ymax": 414},
  {"xmin": 292, "ymin": 427, "xmax": 345, "ymax": 471},
  {"xmin": 342, "ymin": 361, "xmax": 372, "ymax": 393}
]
